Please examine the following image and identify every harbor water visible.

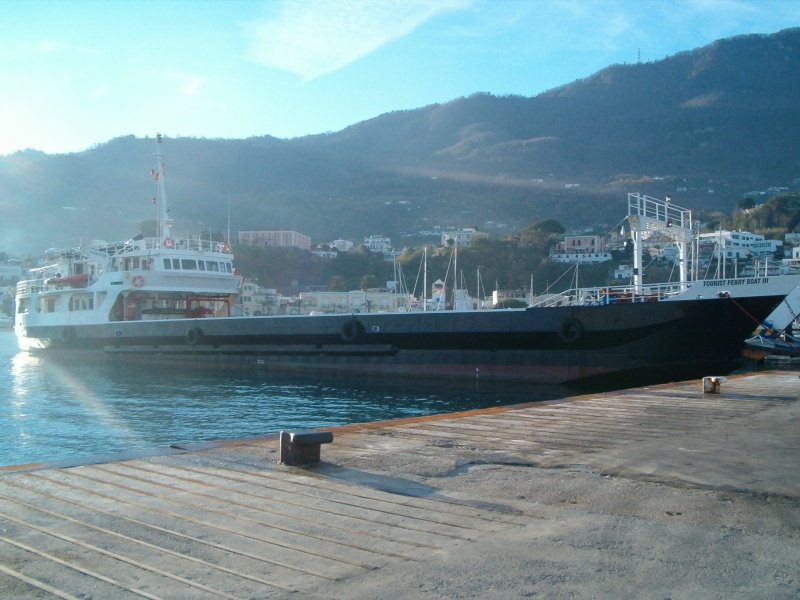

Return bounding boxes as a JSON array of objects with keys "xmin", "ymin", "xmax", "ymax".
[{"xmin": 0, "ymin": 330, "xmax": 571, "ymax": 467}]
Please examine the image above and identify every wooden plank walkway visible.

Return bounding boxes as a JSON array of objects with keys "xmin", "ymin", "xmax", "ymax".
[{"xmin": 1, "ymin": 371, "xmax": 798, "ymax": 598}]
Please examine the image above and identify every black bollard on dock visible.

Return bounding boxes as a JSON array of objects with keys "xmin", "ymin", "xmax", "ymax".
[{"xmin": 279, "ymin": 430, "xmax": 334, "ymax": 466}]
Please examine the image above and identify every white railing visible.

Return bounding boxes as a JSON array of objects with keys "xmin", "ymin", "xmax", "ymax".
[
  {"xmin": 17, "ymin": 279, "xmax": 48, "ymax": 295},
  {"xmin": 92, "ymin": 237, "xmax": 229, "ymax": 255},
  {"xmin": 628, "ymin": 193, "xmax": 692, "ymax": 230},
  {"xmin": 529, "ymin": 282, "xmax": 685, "ymax": 308}
]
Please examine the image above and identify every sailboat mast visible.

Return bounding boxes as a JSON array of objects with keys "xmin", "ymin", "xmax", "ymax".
[
  {"xmin": 477, "ymin": 268, "xmax": 480, "ymax": 309},
  {"xmin": 530, "ymin": 274, "xmax": 533, "ymax": 306},
  {"xmin": 423, "ymin": 247, "xmax": 427, "ymax": 312},
  {"xmin": 453, "ymin": 240, "xmax": 458, "ymax": 310}
]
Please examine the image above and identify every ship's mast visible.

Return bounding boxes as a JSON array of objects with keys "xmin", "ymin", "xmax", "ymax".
[{"xmin": 153, "ymin": 133, "xmax": 173, "ymax": 241}]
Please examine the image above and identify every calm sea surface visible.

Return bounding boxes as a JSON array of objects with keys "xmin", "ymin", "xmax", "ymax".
[{"xmin": 0, "ymin": 330, "xmax": 572, "ymax": 467}]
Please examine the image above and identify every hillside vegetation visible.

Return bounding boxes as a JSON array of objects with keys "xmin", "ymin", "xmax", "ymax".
[
  {"xmin": 724, "ymin": 193, "xmax": 800, "ymax": 235},
  {"xmin": 1, "ymin": 28, "xmax": 799, "ymax": 254}
]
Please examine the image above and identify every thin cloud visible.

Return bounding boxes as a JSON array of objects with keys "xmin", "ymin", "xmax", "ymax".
[
  {"xmin": 246, "ymin": 0, "xmax": 470, "ymax": 80},
  {"xmin": 89, "ymin": 85, "xmax": 110, "ymax": 98},
  {"xmin": 10, "ymin": 39, "xmax": 95, "ymax": 55},
  {"xmin": 163, "ymin": 72, "xmax": 208, "ymax": 95}
]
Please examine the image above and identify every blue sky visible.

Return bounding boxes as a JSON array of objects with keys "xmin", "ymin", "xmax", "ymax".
[{"xmin": 1, "ymin": 0, "xmax": 799, "ymax": 155}]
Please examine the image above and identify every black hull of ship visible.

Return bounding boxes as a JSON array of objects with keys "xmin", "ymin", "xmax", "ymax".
[{"xmin": 20, "ymin": 295, "xmax": 781, "ymax": 387}]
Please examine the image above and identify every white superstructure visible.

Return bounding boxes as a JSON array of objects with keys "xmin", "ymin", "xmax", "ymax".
[{"xmin": 15, "ymin": 134, "xmax": 241, "ymax": 350}]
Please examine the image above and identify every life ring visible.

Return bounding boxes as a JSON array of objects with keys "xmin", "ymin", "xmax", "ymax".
[
  {"xmin": 163, "ymin": 237, "xmax": 175, "ymax": 249},
  {"xmin": 186, "ymin": 327, "xmax": 203, "ymax": 346},
  {"xmin": 132, "ymin": 275, "xmax": 146, "ymax": 288},
  {"xmin": 341, "ymin": 319, "xmax": 364, "ymax": 343},
  {"xmin": 60, "ymin": 326, "xmax": 75, "ymax": 344},
  {"xmin": 558, "ymin": 318, "xmax": 584, "ymax": 344},
  {"xmin": 221, "ymin": 242, "xmax": 231, "ymax": 253}
]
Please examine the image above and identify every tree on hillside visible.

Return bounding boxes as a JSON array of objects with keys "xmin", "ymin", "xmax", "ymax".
[
  {"xmin": 328, "ymin": 275, "xmax": 346, "ymax": 291},
  {"xmin": 527, "ymin": 218, "xmax": 565, "ymax": 234},
  {"xmin": 361, "ymin": 274, "xmax": 377, "ymax": 291},
  {"xmin": 726, "ymin": 193, "xmax": 800, "ymax": 235},
  {"xmin": 736, "ymin": 197, "xmax": 756, "ymax": 210}
]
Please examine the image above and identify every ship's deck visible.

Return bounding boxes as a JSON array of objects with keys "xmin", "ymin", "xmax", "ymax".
[{"xmin": 1, "ymin": 371, "xmax": 799, "ymax": 598}]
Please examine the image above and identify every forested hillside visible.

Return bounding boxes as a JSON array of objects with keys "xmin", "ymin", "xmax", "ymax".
[{"xmin": 1, "ymin": 28, "xmax": 799, "ymax": 254}]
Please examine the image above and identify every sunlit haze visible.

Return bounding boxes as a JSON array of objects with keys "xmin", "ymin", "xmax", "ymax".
[{"xmin": 1, "ymin": 0, "xmax": 799, "ymax": 155}]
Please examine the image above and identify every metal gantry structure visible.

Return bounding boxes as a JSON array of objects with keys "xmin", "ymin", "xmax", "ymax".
[{"xmin": 627, "ymin": 193, "xmax": 695, "ymax": 293}]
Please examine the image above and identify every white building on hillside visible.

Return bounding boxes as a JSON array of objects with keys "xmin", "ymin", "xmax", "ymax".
[
  {"xmin": 364, "ymin": 235, "xmax": 392, "ymax": 253},
  {"xmin": 239, "ymin": 228, "xmax": 312, "ymax": 250},
  {"xmin": 441, "ymin": 228, "xmax": 488, "ymax": 247},
  {"xmin": 613, "ymin": 264, "xmax": 633, "ymax": 280},
  {"xmin": 782, "ymin": 246, "xmax": 800, "ymax": 270},
  {"xmin": 331, "ymin": 239, "xmax": 353, "ymax": 251},
  {"xmin": 698, "ymin": 230, "xmax": 782, "ymax": 260},
  {"xmin": 312, "ymin": 248, "xmax": 338, "ymax": 258}
]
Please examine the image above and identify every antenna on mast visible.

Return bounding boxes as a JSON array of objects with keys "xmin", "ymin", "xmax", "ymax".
[{"xmin": 151, "ymin": 133, "xmax": 172, "ymax": 242}]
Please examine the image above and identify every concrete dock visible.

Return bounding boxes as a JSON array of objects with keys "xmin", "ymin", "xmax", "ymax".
[{"xmin": 1, "ymin": 370, "xmax": 799, "ymax": 598}]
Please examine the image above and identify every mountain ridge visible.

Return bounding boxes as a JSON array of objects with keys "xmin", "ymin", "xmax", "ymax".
[{"xmin": 2, "ymin": 28, "xmax": 799, "ymax": 253}]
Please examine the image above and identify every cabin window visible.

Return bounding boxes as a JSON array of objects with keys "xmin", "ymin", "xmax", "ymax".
[
  {"xmin": 17, "ymin": 298, "xmax": 29, "ymax": 314},
  {"xmin": 132, "ymin": 257, "xmax": 140, "ymax": 270},
  {"xmin": 69, "ymin": 295, "xmax": 93, "ymax": 311},
  {"xmin": 224, "ymin": 262, "xmax": 232, "ymax": 273},
  {"xmin": 322, "ymin": 298, "xmax": 329, "ymax": 307},
  {"xmin": 42, "ymin": 297, "xmax": 57, "ymax": 312},
  {"xmin": 163, "ymin": 258, "xmax": 172, "ymax": 269},
  {"xmin": 181, "ymin": 259, "xmax": 197, "ymax": 270},
  {"xmin": 207, "ymin": 261, "xmax": 219, "ymax": 272},
  {"xmin": 96, "ymin": 292, "xmax": 106, "ymax": 307},
  {"xmin": 198, "ymin": 260, "xmax": 205, "ymax": 271},
  {"xmin": 172, "ymin": 259, "xmax": 181, "ymax": 269}
]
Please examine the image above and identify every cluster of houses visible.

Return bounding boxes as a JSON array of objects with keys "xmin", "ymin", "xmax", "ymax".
[
  {"xmin": 5, "ymin": 215, "xmax": 799, "ymax": 318},
  {"xmin": 229, "ymin": 223, "xmax": 800, "ymax": 314},
  {"xmin": 238, "ymin": 226, "xmax": 491, "ymax": 262},
  {"xmin": 547, "ymin": 226, "xmax": 793, "ymax": 279}
]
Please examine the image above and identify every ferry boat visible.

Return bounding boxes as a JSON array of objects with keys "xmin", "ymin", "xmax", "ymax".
[
  {"xmin": 14, "ymin": 134, "xmax": 241, "ymax": 350},
  {"xmin": 14, "ymin": 138, "xmax": 800, "ymax": 386}
]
